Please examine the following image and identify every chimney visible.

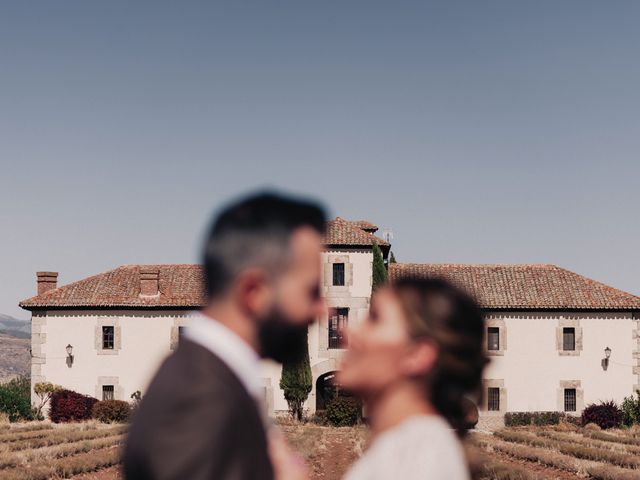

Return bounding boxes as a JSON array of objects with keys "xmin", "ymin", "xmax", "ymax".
[
  {"xmin": 139, "ymin": 266, "xmax": 160, "ymax": 297},
  {"xmin": 36, "ymin": 272, "xmax": 58, "ymax": 295}
]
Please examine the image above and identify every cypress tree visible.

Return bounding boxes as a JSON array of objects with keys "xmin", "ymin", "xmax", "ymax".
[
  {"xmin": 389, "ymin": 251, "xmax": 397, "ymax": 264},
  {"xmin": 372, "ymin": 242, "xmax": 387, "ymax": 290},
  {"xmin": 279, "ymin": 330, "xmax": 312, "ymax": 421}
]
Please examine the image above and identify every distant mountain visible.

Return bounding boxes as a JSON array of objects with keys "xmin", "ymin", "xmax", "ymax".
[
  {"xmin": 0, "ymin": 314, "xmax": 30, "ymax": 339},
  {"xmin": 0, "ymin": 333, "xmax": 29, "ymax": 382}
]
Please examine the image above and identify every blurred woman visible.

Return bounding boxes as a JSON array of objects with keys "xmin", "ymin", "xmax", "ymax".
[{"xmin": 338, "ymin": 277, "xmax": 488, "ymax": 480}]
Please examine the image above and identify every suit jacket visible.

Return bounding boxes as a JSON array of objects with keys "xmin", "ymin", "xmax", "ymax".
[{"xmin": 123, "ymin": 339, "xmax": 274, "ymax": 480}]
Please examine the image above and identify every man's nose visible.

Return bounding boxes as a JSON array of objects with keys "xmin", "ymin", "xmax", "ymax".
[{"xmin": 315, "ymin": 298, "xmax": 327, "ymax": 319}]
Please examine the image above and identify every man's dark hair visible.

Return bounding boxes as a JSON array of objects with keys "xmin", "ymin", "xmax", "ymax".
[{"xmin": 202, "ymin": 191, "xmax": 326, "ymax": 299}]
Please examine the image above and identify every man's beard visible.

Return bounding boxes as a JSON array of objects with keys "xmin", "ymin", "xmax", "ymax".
[{"xmin": 258, "ymin": 306, "xmax": 311, "ymax": 364}]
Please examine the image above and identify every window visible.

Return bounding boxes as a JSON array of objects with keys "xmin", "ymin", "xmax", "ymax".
[
  {"xmin": 329, "ymin": 308, "xmax": 348, "ymax": 349},
  {"xmin": 102, "ymin": 385, "xmax": 114, "ymax": 401},
  {"xmin": 564, "ymin": 388, "xmax": 577, "ymax": 412},
  {"xmin": 488, "ymin": 387, "xmax": 500, "ymax": 411},
  {"xmin": 563, "ymin": 327, "xmax": 575, "ymax": 351},
  {"xmin": 102, "ymin": 326, "xmax": 115, "ymax": 350},
  {"xmin": 487, "ymin": 327, "xmax": 500, "ymax": 351},
  {"xmin": 332, "ymin": 263, "xmax": 345, "ymax": 286}
]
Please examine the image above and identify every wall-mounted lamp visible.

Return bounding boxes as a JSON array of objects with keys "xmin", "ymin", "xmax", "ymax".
[
  {"xmin": 601, "ymin": 346, "xmax": 611, "ymax": 371},
  {"xmin": 66, "ymin": 344, "xmax": 74, "ymax": 368}
]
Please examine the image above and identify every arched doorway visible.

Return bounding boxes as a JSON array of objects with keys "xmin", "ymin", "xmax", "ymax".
[{"xmin": 315, "ymin": 371, "xmax": 339, "ymax": 411}]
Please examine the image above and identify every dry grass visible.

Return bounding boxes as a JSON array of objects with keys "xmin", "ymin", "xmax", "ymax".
[
  {"xmin": 473, "ymin": 434, "xmax": 591, "ymax": 475},
  {"xmin": 0, "ymin": 422, "xmax": 125, "ymax": 480},
  {"xmin": 494, "ymin": 429, "xmax": 640, "ymax": 469},
  {"xmin": 279, "ymin": 421, "xmax": 368, "ymax": 479},
  {"xmin": 0, "ymin": 425, "xmax": 67, "ymax": 443},
  {"xmin": 0, "ymin": 446, "xmax": 121, "ymax": 480},
  {"xmin": 0, "ymin": 434, "xmax": 124, "ymax": 468},
  {"xmin": 0, "ymin": 425, "xmax": 125, "ymax": 453},
  {"xmin": 3, "ymin": 420, "xmax": 640, "ymax": 479},
  {"xmin": 586, "ymin": 465, "xmax": 640, "ymax": 480},
  {"xmin": 536, "ymin": 430, "xmax": 640, "ymax": 455},
  {"xmin": 584, "ymin": 429, "xmax": 640, "ymax": 446},
  {"xmin": 476, "ymin": 455, "xmax": 556, "ymax": 480},
  {"xmin": 0, "ymin": 423, "xmax": 52, "ymax": 434}
]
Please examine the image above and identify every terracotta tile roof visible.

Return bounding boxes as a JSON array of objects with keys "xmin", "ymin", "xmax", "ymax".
[
  {"xmin": 324, "ymin": 217, "xmax": 389, "ymax": 248},
  {"xmin": 346, "ymin": 219, "xmax": 379, "ymax": 233},
  {"xmin": 20, "ymin": 265, "xmax": 205, "ymax": 309},
  {"xmin": 388, "ymin": 263, "xmax": 640, "ymax": 310},
  {"xmin": 20, "ymin": 262, "xmax": 640, "ymax": 310},
  {"xmin": 20, "ymin": 218, "xmax": 391, "ymax": 310}
]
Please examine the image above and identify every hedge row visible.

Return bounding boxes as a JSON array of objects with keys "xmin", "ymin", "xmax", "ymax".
[
  {"xmin": 504, "ymin": 400, "xmax": 627, "ymax": 430},
  {"xmin": 504, "ymin": 411, "xmax": 578, "ymax": 427}
]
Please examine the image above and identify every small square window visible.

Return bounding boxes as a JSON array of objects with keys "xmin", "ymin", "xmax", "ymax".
[
  {"xmin": 332, "ymin": 263, "xmax": 345, "ymax": 286},
  {"xmin": 102, "ymin": 385, "xmax": 114, "ymax": 401},
  {"xmin": 102, "ymin": 326, "xmax": 115, "ymax": 350},
  {"xmin": 488, "ymin": 387, "xmax": 500, "ymax": 411},
  {"xmin": 563, "ymin": 327, "xmax": 575, "ymax": 351},
  {"xmin": 564, "ymin": 388, "xmax": 576, "ymax": 412},
  {"xmin": 487, "ymin": 327, "xmax": 500, "ymax": 351}
]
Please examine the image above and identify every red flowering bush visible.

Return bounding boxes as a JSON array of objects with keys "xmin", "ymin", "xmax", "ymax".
[
  {"xmin": 581, "ymin": 400, "xmax": 623, "ymax": 429},
  {"xmin": 50, "ymin": 389, "xmax": 98, "ymax": 423}
]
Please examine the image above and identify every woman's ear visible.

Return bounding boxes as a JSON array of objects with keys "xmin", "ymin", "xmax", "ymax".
[{"xmin": 403, "ymin": 341, "xmax": 438, "ymax": 377}]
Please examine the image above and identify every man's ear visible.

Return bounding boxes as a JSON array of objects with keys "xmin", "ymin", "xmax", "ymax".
[
  {"xmin": 402, "ymin": 341, "xmax": 439, "ymax": 377},
  {"xmin": 233, "ymin": 268, "xmax": 272, "ymax": 317}
]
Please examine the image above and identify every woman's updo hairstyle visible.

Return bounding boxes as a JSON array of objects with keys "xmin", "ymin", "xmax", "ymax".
[{"xmin": 392, "ymin": 276, "xmax": 488, "ymax": 436}]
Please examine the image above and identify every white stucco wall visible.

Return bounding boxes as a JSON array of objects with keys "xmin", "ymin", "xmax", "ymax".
[
  {"xmin": 33, "ymin": 309, "xmax": 195, "ymax": 404},
  {"xmin": 31, "ymin": 248, "xmax": 375, "ymax": 415},
  {"xmin": 483, "ymin": 312, "xmax": 637, "ymax": 414}
]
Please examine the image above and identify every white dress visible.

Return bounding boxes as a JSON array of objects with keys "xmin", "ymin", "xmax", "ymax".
[{"xmin": 344, "ymin": 415, "xmax": 470, "ymax": 480}]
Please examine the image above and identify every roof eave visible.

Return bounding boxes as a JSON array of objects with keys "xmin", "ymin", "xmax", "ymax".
[{"xmin": 20, "ymin": 303, "xmax": 203, "ymax": 311}]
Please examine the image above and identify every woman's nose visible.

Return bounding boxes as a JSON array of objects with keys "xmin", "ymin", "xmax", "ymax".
[{"xmin": 345, "ymin": 317, "xmax": 365, "ymax": 345}]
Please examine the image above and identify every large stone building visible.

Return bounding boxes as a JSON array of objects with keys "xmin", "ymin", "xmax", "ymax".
[
  {"xmin": 19, "ymin": 218, "xmax": 389, "ymax": 414},
  {"xmin": 20, "ymin": 219, "xmax": 640, "ymax": 420},
  {"xmin": 388, "ymin": 264, "xmax": 640, "ymax": 421}
]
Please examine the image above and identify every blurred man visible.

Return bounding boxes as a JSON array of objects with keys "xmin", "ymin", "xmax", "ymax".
[{"xmin": 124, "ymin": 192, "xmax": 326, "ymax": 480}]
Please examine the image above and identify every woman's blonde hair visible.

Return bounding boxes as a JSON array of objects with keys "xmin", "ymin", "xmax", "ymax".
[{"xmin": 392, "ymin": 277, "xmax": 488, "ymax": 435}]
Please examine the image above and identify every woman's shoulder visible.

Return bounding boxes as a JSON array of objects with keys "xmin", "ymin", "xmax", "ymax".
[
  {"xmin": 346, "ymin": 415, "xmax": 469, "ymax": 480},
  {"xmin": 381, "ymin": 415, "xmax": 462, "ymax": 451}
]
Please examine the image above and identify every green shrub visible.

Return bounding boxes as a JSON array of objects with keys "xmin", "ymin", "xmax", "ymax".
[
  {"xmin": 309, "ymin": 410, "xmax": 329, "ymax": 426},
  {"xmin": 91, "ymin": 400, "xmax": 131, "ymax": 423},
  {"xmin": 0, "ymin": 376, "xmax": 34, "ymax": 422},
  {"xmin": 504, "ymin": 412, "xmax": 532, "ymax": 427},
  {"xmin": 504, "ymin": 411, "xmax": 565, "ymax": 427},
  {"xmin": 621, "ymin": 390, "xmax": 640, "ymax": 427},
  {"xmin": 581, "ymin": 401, "xmax": 623, "ymax": 429},
  {"xmin": 563, "ymin": 415, "xmax": 582, "ymax": 427},
  {"xmin": 533, "ymin": 411, "xmax": 562, "ymax": 426},
  {"xmin": 326, "ymin": 396, "xmax": 361, "ymax": 427}
]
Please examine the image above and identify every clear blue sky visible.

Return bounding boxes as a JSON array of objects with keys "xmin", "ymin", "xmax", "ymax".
[{"xmin": 1, "ymin": 1, "xmax": 639, "ymax": 319}]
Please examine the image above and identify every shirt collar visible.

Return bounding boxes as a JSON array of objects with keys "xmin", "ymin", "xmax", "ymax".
[{"xmin": 184, "ymin": 312, "xmax": 263, "ymax": 399}]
